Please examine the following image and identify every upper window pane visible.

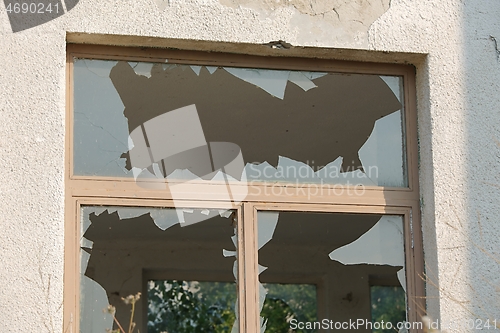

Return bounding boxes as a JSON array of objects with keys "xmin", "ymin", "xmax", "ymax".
[{"xmin": 73, "ymin": 59, "xmax": 407, "ymax": 187}]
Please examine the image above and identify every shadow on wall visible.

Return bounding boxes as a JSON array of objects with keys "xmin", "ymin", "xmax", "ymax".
[{"xmin": 3, "ymin": 0, "xmax": 79, "ymax": 32}]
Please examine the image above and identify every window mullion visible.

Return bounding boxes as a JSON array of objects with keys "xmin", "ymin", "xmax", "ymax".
[{"xmin": 241, "ymin": 202, "xmax": 260, "ymax": 332}]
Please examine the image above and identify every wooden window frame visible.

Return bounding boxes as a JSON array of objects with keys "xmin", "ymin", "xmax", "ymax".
[{"xmin": 65, "ymin": 44, "xmax": 423, "ymax": 333}]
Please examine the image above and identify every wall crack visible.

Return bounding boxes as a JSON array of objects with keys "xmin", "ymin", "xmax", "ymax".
[{"xmin": 490, "ymin": 35, "xmax": 500, "ymax": 61}]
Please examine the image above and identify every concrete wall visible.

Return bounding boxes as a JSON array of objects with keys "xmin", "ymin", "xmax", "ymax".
[{"xmin": 1, "ymin": 0, "xmax": 500, "ymax": 332}]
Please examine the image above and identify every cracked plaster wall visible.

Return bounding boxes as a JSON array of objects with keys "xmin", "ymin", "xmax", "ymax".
[{"xmin": 1, "ymin": 0, "xmax": 500, "ymax": 332}]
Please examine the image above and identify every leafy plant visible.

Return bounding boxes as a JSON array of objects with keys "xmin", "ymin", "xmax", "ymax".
[
  {"xmin": 261, "ymin": 283, "xmax": 317, "ymax": 333},
  {"xmin": 147, "ymin": 280, "xmax": 236, "ymax": 333},
  {"xmin": 370, "ymin": 286, "xmax": 406, "ymax": 333}
]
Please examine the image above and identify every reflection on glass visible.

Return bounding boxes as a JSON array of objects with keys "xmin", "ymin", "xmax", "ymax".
[
  {"xmin": 370, "ymin": 286, "xmax": 406, "ymax": 333},
  {"xmin": 74, "ymin": 59, "xmax": 407, "ymax": 187},
  {"xmin": 79, "ymin": 206, "xmax": 237, "ymax": 333},
  {"xmin": 73, "ymin": 60, "xmax": 130, "ymax": 177},
  {"xmin": 257, "ymin": 211, "xmax": 406, "ymax": 333}
]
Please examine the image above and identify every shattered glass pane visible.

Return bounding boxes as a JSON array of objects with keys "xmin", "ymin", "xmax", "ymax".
[
  {"xmin": 74, "ymin": 59, "xmax": 407, "ymax": 187},
  {"xmin": 257, "ymin": 211, "xmax": 406, "ymax": 332},
  {"xmin": 79, "ymin": 206, "xmax": 237, "ymax": 333}
]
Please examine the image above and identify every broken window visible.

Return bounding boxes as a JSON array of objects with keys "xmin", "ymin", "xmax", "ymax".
[
  {"xmin": 67, "ymin": 45, "xmax": 422, "ymax": 333},
  {"xmin": 73, "ymin": 59, "xmax": 407, "ymax": 187},
  {"xmin": 257, "ymin": 211, "xmax": 406, "ymax": 332},
  {"xmin": 80, "ymin": 206, "xmax": 238, "ymax": 333}
]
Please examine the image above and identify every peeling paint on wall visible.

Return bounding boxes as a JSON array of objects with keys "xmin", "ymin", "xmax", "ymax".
[
  {"xmin": 219, "ymin": 0, "xmax": 391, "ymax": 46},
  {"xmin": 153, "ymin": 0, "xmax": 169, "ymax": 11}
]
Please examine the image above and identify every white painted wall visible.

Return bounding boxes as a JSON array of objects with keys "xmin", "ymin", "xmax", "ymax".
[{"xmin": 1, "ymin": 0, "xmax": 500, "ymax": 332}]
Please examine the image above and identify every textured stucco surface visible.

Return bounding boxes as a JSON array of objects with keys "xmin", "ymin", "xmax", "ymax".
[
  {"xmin": 370, "ymin": 0, "xmax": 500, "ymax": 326},
  {"xmin": 1, "ymin": 0, "xmax": 500, "ymax": 332}
]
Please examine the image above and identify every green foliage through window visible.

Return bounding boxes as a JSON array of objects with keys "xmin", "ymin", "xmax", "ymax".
[
  {"xmin": 147, "ymin": 280, "xmax": 236, "ymax": 333},
  {"xmin": 261, "ymin": 283, "xmax": 317, "ymax": 333},
  {"xmin": 370, "ymin": 286, "xmax": 406, "ymax": 333},
  {"xmin": 147, "ymin": 280, "xmax": 317, "ymax": 333}
]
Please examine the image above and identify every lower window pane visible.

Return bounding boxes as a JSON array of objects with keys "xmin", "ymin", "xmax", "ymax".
[
  {"xmin": 79, "ymin": 206, "xmax": 238, "ymax": 333},
  {"xmin": 257, "ymin": 211, "xmax": 407, "ymax": 333}
]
